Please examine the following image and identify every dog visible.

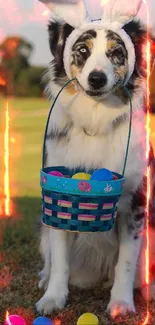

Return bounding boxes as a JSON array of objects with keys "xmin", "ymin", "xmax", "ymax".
[{"xmin": 36, "ymin": 18, "xmax": 155, "ymax": 317}]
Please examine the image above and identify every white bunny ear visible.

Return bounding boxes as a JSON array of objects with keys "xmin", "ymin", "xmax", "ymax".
[
  {"xmin": 39, "ymin": 0, "xmax": 87, "ymax": 28},
  {"xmin": 83, "ymin": 0, "xmax": 103, "ymax": 21},
  {"xmin": 102, "ymin": 0, "xmax": 142, "ymax": 28}
]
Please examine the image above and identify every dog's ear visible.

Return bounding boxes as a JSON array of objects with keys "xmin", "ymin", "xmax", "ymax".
[
  {"xmin": 123, "ymin": 20, "xmax": 155, "ymax": 78},
  {"xmin": 48, "ymin": 21, "xmax": 74, "ymax": 68}
]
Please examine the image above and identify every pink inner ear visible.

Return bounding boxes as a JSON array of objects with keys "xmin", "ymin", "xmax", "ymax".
[{"xmin": 102, "ymin": 0, "xmax": 143, "ymax": 25}]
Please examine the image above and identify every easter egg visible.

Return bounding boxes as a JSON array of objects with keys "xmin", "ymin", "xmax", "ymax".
[
  {"xmin": 77, "ymin": 313, "xmax": 99, "ymax": 325},
  {"xmin": 91, "ymin": 168, "xmax": 113, "ymax": 181},
  {"xmin": 113, "ymin": 174, "xmax": 118, "ymax": 180},
  {"xmin": 32, "ymin": 316, "xmax": 53, "ymax": 325},
  {"xmin": 72, "ymin": 173, "xmax": 91, "ymax": 180},
  {"xmin": 48, "ymin": 171, "xmax": 64, "ymax": 177},
  {"xmin": 5, "ymin": 315, "xmax": 26, "ymax": 325}
]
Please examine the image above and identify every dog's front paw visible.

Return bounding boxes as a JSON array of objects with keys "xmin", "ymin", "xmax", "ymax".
[
  {"xmin": 36, "ymin": 290, "xmax": 68, "ymax": 315},
  {"xmin": 107, "ymin": 299, "xmax": 135, "ymax": 318}
]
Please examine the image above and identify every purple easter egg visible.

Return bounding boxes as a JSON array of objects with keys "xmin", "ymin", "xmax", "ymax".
[{"xmin": 48, "ymin": 171, "xmax": 64, "ymax": 177}]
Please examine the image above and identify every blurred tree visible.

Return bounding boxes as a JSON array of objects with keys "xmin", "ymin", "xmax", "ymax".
[
  {"xmin": 27, "ymin": 66, "xmax": 45, "ymax": 97},
  {"xmin": 15, "ymin": 66, "xmax": 45, "ymax": 97},
  {"xmin": 0, "ymin": 36, "xmax": 33, "ymax": 96}
]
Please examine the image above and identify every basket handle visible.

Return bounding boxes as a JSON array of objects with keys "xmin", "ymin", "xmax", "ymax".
[
  {"xmin": 42, "ymin": 78, "xmax": 77, "ymax": 169},
  {"xmin": 120, "ymin": 85, "xmax": 133, "ymax": 176},
  {"xmin": 42, "ymin": 79, "xmax": 132, "ymax": 177}
]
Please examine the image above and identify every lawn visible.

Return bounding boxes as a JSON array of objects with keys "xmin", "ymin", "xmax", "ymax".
[
  {"xmin": 0, "ymin": 98, "xmax": 50, "ymax": 198},
  {"xmin": 0, "ymin": 97, "xmax": 155, "ymax": 325}
]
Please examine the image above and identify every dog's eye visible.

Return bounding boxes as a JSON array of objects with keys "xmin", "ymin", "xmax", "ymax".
[
  {"xmin": 80, "ymin": 47, "xmax": 87, "ymax": 53},
  {"xmin": 112, "ymin": 48, "xmax": 124, "ymax": 57}
]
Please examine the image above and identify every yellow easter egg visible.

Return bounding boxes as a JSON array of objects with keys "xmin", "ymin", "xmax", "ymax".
[
  {"xmin": 72, "ymin": 173, "xmax": 91, "ymax": 180},
  {"xmin": 77, "ymin": 313, "xmax": 99, "ymax": 325}
]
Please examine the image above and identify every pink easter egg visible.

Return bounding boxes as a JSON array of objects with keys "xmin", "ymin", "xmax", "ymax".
[
  {"xmin": 112, "ymin": 175, "xmax": 118, "ymax": 180},
  {"xmin": 5, "ymin": 315, "xmax": 26, "ymax": 325},
  {"xmin": 78, "ymin": 181, "xmax": 92, "ymax": 192},
  {"xmin": 48, "ymin": 171, "xmax": 64, "ymax": 177}
]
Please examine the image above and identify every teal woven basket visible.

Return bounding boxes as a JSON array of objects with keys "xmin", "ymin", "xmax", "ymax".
[{"xmin": 40, "ymin": 79, "xmax": 132, "ymax": 233}]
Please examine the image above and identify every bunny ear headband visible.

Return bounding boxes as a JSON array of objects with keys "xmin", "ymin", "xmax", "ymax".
[{"xmin": 39, "ymin": 0, "xmax": 142, "ymax": 84}]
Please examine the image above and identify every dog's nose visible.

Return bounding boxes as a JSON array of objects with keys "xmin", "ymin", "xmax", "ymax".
[{"xmin": 88, "ymin": 70, "xmax": 107, "ymax": 89}]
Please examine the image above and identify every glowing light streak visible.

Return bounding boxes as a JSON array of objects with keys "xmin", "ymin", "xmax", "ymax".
[
  {"xmin": 142, "ymin": 165, "xmax": 151, "ymax": 325},
  {"xmin": 5, "ymin": 311, "xmax": 12, "ymax": 325},
  {"xmin": 142, "ymin": 0, "xmax": 151, "ymax": 324},
  {"xmin": 4, "ymin": 102, "xmax": 10, "ymax": 216},
  {"xmin": 146, "ymin": 38, "xmax": 151, "ymax": 161}
]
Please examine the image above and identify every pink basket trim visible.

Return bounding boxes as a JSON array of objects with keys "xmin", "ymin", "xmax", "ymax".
[
  {"xmin": 57, "ymin": 212, "xmax": 71, "ymax": 219},
  {"xmin": 100, "ymin": 214, "xmax": 112, "ymax": 221},
  {"xmin": 79, "ymin": 202, "xmax": 98, "ymax": 210},
  {"xmin": 44, "ymin": 196, "xmax": 52, "ymax": 204},
  {"xmin": 102, "ymin": 202, "xmax": 114, "ymax": 209},
  {"xmin": 45, "ymin": 208, "xmax": 52, "ymax": 216},
  {"xmin": 78, "ymin": 214, "xmax": 96, "ymax": 221},
  {"xmin": 58, "ymin": 200, "xmax": 72, "ymax": 208}
]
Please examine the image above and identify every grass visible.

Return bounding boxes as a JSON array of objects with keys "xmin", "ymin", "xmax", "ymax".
[
  {"xmin": 0, "ymin": 97, "xmax": 155, "ymax": 324},
  {"xmin": 0, "ymin": 97, "xmax": 49, "ymax": 197}
]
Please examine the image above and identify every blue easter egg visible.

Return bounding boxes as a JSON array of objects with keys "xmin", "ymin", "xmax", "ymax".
[
  {"xmin": 91, "ymin": 168, "xmax": 113, "ymax": 181},
  {"xmin": 32, "ymin": 317, "xmax": 53, "ymax": 325}
]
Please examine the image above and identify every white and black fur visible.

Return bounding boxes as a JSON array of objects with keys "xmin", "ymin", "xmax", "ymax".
[{"xmin": 36, "ymin": 20, "xmax": 155, "ymax": 317}]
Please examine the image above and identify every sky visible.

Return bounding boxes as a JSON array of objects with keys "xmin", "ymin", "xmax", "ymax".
[
  {"xmin": 0, "ymin": 0, "xmax": 52, "ymax": 66},
  {"xmin": 0, "ymin": 0, "xmax": 155, "ymax": 67}
]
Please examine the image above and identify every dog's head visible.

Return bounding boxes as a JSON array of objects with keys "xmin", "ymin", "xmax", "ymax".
[
  {"xmin": 70, "ymin": 27, "xmax": 129, "ymax": 97},
  {"xmin": 48, "ymin": 19, "xmax": 155, "ymax": 100}
]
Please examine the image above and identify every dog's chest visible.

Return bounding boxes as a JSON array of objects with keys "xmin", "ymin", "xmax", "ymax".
[
  {"xmin": 47, "ymin": 123, "xmax": 130, "ymax": 174},
  {"xmin": 67, "ymin": 131, "xmax": 124, "ymax": 172}
]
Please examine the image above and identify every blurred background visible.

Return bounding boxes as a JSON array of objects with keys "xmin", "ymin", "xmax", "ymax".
[
  {"xmin": 0, "ymin": 0, "xmax": 51, "ymax": 98},
  {"xmin": 0, "ymin": 0, "xmax": 51, "ymax": 200}
]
